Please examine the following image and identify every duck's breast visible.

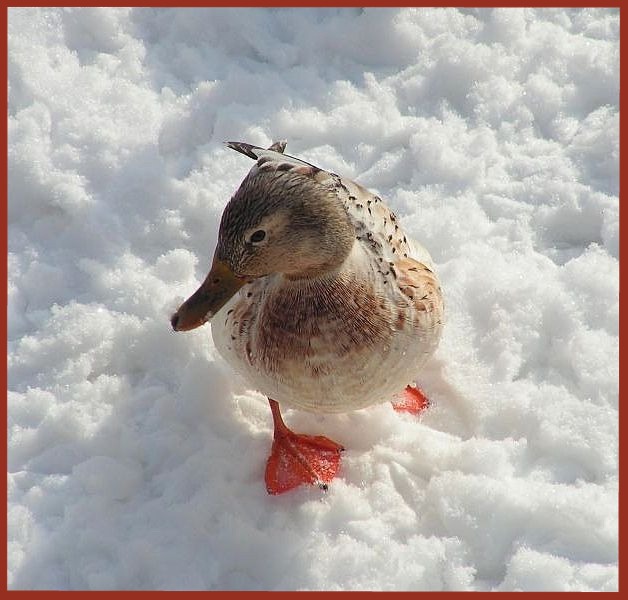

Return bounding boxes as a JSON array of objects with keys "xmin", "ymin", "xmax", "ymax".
[{"xmin": 211, "ymin": 262, "xmax": 441, "ymax": 413}]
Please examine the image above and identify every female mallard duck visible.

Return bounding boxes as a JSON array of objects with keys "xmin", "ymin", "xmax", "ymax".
[{"xmin": 171, "ymin": 141, "xmax": 444, "ymax": 494}]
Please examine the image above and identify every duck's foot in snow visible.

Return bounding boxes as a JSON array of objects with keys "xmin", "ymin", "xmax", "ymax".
[
  {"xmin": 391, "ymin": 385, "xmax": 430, "ymax": 415},
  {"xmin": 265, "ymin": 398, "xmax": 344, "ymax": 495}
]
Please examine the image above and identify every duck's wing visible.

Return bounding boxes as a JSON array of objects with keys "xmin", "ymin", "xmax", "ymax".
[
  {"xmin": 320, "ymin": 169, "xmax": 437, "ymax": 271},
  {"xmin": 329, "ymin": 167, "xmax": 443, "ymax": 326},
  {"xmin": 394, "ymin": 256, "xmax": 443, "ymax": 318}
]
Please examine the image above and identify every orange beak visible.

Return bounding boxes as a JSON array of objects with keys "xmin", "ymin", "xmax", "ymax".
[{"xmin": 170, "ymin": 258, "xmax": 246, "ymax": 332}]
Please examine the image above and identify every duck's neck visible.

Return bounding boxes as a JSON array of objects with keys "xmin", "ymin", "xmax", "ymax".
[
  {"xmin": 282, "ymin": 238, "xmax": 363, "ymax": 283},
  {"xmin": 282, "ymin": 196, "xmax": 355, "ymax": 280}
]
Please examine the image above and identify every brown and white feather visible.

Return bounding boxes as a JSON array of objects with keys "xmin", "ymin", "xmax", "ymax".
[{"xmin": 211, "ymin": 143, "xmax": 443, "ymax": 412}]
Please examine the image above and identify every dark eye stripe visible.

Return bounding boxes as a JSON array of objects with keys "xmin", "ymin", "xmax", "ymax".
[{"xmin": 250, "ymin": 230, "xmax": 266, "ymax": 243}]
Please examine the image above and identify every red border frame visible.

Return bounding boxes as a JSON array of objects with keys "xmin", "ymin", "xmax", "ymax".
[{"xmin": 2, "ymin": 1, "xmax": 623, "ymax": 595}]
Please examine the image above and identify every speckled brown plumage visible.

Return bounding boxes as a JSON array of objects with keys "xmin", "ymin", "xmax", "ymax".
[{"xmin": 207, "ymin": 141, "xmax": 444, "ymax": 413}]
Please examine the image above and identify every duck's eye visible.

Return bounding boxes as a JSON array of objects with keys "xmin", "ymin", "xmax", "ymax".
[{"xmin": 249, "ymin": 230, "xmax": 266, "ymax": 244}]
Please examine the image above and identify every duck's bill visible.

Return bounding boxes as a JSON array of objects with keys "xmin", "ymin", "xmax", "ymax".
[{"xmin": 170, "ymin": 259, "xmax": 246, "ymax": 332}]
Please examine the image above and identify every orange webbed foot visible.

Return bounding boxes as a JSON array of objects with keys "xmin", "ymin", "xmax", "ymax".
[
  {"xmin": 265, "ymin": 399, "xmax": 344, "ymax": 495},
  {"xmin": 391, "ymin": 385, "xmax": 430, "ymax": 415}
]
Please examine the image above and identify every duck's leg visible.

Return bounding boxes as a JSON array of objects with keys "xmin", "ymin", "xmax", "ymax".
[
  {"xmin": 392, "ymin": 385, "xmax": 430, "ymax": 415},
  {"xmin": 265, "ymin": 399, "xmax": 344, "ymax": 495}
]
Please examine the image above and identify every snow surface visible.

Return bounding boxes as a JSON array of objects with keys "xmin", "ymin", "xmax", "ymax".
[{"xmin": 7, "ymin": 7, "xmax": 619, "ymax": 591}]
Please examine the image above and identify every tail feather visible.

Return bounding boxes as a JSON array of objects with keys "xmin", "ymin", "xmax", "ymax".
[
  {"xmin": 225, "ymin": 140, "xmax": 287, "ymax": 158},
  {"xmin": 224, "ymin": 141, "xmax": 264, "ymax": 160},
  {"xmin": 225, "ymin": 140, "xmax": 319, "ymax": 171},
  {"xmin": 267, "ymin": 140, "xmax": 287, "ymax": 153}
]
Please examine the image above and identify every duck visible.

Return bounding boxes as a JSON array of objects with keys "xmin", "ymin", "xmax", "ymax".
[{"xmin": 170, "ymin": 141, "xmax": 444, "ymax": 494}]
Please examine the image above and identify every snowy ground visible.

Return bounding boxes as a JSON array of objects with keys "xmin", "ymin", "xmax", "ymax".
[{"xmin": 7, "ymin": 7, "xmax": 619, "ymax": 591}]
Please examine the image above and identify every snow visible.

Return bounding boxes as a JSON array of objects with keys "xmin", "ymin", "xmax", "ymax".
[{"xmin": 7, "ymin": 7, "xmax": 618, "ymax": 591}]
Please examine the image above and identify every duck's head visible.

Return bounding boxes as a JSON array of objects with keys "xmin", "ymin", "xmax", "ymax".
[{"xmin": 170, "ymin": 166, "xmax": 354, "ymax": 331}]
